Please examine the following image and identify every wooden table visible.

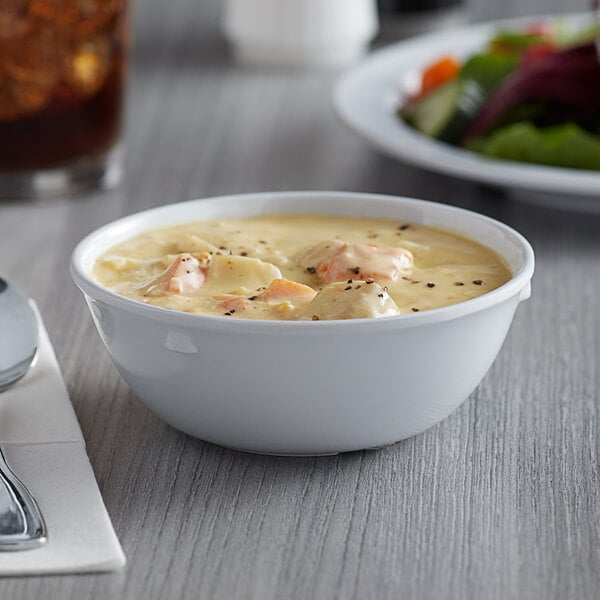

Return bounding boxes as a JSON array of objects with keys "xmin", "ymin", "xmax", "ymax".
[{"xmin": 2, "ymin": 0, "xmax": 598, "ymax": 598}]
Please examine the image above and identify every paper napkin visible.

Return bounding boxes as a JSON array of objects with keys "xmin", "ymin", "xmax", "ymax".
[{"xmin": 0, "ymin": 305, "xmax": 125, "ymax": 576}]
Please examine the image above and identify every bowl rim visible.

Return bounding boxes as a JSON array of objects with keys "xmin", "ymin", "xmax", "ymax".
[{"xmin": 70, "ymin": 191, "xmax": 535, "ymax": 333}]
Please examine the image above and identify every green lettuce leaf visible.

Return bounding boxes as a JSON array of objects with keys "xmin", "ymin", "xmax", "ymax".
[
  {"xmin": 467, "ymin": 122, "xmax": 600, "ymax": 170},
  {"xmin": 459, "ymin": 52, "xmax": 518, "ymax": 93}
]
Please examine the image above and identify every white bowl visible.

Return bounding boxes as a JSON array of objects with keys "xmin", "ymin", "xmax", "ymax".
[{"xmin": 71, "ymin": 192, "xmax": 534, "ymax": 455}]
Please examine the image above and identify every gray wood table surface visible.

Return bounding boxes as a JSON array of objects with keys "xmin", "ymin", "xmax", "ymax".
[{"xmin": 1, "ymin": 0, "xmax": 598, "ymax": 598}]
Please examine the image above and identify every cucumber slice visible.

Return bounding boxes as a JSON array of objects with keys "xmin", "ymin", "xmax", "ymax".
[
  {"xmin": 401, "ymin": 79, "xmax": 486, "ymax": 144},
  {"xmin": 401, "ymin": 80, "xmax": 460, "ymax": 138}
]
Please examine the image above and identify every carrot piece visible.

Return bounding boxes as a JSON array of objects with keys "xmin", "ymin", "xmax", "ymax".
[
  {"xmin": 420, "ymin": 56, "xmax": 461, "ymax": 97},
  {"xmin": 261, "ymin": 279, "xmax": 316, "ymax": 302},
  {"xmin": 216, "ymin": 297, "xmax": 251, "ymax": 312}
]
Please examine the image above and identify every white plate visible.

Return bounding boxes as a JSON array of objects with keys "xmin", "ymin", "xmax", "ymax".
[{"xmin": 333, "ymin": 13, "xmax": 600, "ymax": 203}]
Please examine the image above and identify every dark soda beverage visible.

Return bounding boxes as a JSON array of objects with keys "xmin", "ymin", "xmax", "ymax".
[{"xmin": 0, "ymin": 0, "xmax": 128, "ymax": 172}]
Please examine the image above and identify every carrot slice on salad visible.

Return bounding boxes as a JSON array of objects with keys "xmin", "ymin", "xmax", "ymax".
[{"xmin": 419, "ymin": 56, "xmax": 461, "ymax": 98}]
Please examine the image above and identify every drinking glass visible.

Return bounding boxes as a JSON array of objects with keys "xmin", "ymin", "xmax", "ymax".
[{"xmin": 0, "ymin": 0, "xmax": 130, "ymax": 198}]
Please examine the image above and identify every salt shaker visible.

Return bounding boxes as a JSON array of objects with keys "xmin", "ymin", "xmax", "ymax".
[{"xmin": 222, "ymin": 0, "xmax": 379, "ymax": 68}]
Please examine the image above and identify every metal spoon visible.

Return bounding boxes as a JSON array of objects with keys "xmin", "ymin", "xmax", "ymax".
[{"xmin": 0, "ymin": 278, "xmax": 47, "ymax": 550}]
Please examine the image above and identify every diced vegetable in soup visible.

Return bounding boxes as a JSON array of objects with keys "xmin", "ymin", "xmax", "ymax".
[{"xmin": 93, "ymin": 214, "xmax": 511, "ymax": 320}]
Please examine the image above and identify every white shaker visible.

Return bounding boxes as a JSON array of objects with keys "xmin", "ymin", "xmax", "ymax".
[{"xmin": 222, "ymin": 0, "xmax": 379, "ymax": 68}]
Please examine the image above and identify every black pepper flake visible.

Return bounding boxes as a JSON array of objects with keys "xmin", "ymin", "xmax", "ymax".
[
  {"xmin": 349, "ymin": 266, "xmax": 360, "ymax": 275},
  {"xmin": 306, "ymin": 266, "xmax": 316, "ymax": 274},
  {"xmin": 473, "ymin": 279, "xmax": 485, "ymax": 285},
  {"xmin": 378, "ymin": 293, "xmax": 384, "ymax": 298},
  {"xmin": 355, "ymin": 285, "xmax": 362, "ymax": 289},
  {"xmin": 224, "ymin": 312, "xmax": 232, "ymax": 316},
  {"xmin": 344, "ymin": 286, "xmax": 352, "ymax": 291},
  {"xmin": 366, "ymin": 279, "xmax": 374, "ymax": 284},
  {"xmin": 398, "ymin": 224, "xmax": 410, "ymax": 231},
  {"xmin": 312, "ymin": 315, "xmax": 320, "ymax": 321},
  {"xmin": 426, "ymin": 282, "xmax": 435, "ymax": 288},
  {"xmin": 241, "ymin": 251, "xmax": 248, "ymax": 256},
  {"xmin": 347, "ymin": 279, "xmax": 353, "ymax": 284},
  {"xmin": 229, "ymin": 309, "xmax": 236, "ymax": 314},
  {"xmin": 249, "ymin": 296, "xmax": 257, "ymax": 301},
  {"xmin": 219, "ymin": 246, "xmax": 227, "ymax": 250},
  {"xmin": 412, "ymin": 308, "xmax": 419, "ymax": 312},
  {"xmin": 257, "ymin": 287, "xmax": 266, "ymax": 291},
  {"xmin": 455, "ymin": 281, "xmax": 464, "ymax": 286}
]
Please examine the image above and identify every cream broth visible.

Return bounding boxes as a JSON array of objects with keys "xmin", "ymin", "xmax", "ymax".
[{"xmin": 93, "ymin": 214, "xmax": 512, "ymax": 320}]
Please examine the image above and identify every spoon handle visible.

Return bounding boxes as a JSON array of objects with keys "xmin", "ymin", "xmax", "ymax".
[{"xmin": 0, "ymin": 447, "xmax": 47, "ymax": 550}]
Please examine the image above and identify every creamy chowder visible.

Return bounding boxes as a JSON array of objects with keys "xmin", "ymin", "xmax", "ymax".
[{"xmin": 93, "ymin": 214, "xmax": 512, "ymax": 320}]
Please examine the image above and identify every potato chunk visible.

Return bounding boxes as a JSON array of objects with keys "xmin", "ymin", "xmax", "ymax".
[{"xmin": 301, "ymin": 280, "xmax": 401, "ymax": 320}]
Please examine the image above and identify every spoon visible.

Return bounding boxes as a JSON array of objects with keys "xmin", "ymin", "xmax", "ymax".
[{"xmin": 0, "ymin": 278, "xmax": 47, "ymax": 550}]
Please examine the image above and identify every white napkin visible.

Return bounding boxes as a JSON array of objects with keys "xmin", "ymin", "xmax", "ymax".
[{"xmin": 0, "ymin": 305, "xmax": 125, "ymax": 575}]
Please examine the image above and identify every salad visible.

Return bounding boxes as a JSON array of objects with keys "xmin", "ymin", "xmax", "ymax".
[{"xmin": 399, "ymin": 20, "xmax": 600, "ymax": 170}]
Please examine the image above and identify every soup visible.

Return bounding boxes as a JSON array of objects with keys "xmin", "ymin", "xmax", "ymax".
[{"xmin": 93, "ymin": 214, "xmax": 511, "ymax": 320}]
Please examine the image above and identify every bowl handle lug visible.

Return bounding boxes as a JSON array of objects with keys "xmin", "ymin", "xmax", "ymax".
[
  {"xmin": 519, "ymin": 282, "xmax": 531, "ymax": 302},
  {"xmin": 164, "ymin": 331, "xmax": 198, "ymax": 354}
]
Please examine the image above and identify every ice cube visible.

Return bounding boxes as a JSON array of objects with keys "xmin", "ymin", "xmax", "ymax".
[
  {"xmin": 64, "ymin": 36, "xmax": 112, "ymax": 97},
  {"xmin": 0, "ymin": 18, "xmax": 62, "ymax": 120}
]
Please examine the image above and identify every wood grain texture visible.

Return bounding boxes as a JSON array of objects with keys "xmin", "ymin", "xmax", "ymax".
[{"xmin": 0, "ymin": 0, "xmax": 598, "ymax": 598}]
